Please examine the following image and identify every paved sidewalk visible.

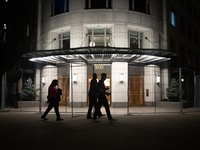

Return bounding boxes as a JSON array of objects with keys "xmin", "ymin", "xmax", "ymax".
[{"xmin": 0, "ymin": 111, "xmax": 200, "ymax": 150}]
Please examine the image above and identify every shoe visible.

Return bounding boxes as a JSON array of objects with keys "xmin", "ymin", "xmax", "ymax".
[
  {"xmin": 41, "ymin": 116, "xmax": 48, "ymax": 120},
  {"xmin": 109, "ymin": 118, "xmax": 117, "ymax": 122},
  {"xmin": 98, "ymin": 114, "xmax": 105, "ymax": 118},
  {"xmin": 56, "ymin": 118, "xmax": 64, "ymax": 121}
]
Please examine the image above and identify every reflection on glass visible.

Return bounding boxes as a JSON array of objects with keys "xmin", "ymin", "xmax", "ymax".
[{"xmin": 130, "ymin": 38, "xmax": 138, "ymax": 49}]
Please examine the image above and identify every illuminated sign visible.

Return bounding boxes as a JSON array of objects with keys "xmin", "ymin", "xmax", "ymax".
[{"xmin": 95, "ymin": 65, "xmax": 104, "ymax": 70}]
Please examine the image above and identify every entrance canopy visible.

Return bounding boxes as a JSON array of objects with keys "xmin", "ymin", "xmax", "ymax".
[{"xmin": 23, "ymin": 47, "xmax": 176, "ymax": 66}]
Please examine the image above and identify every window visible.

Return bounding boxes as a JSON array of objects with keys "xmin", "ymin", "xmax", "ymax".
[
  {"xmin": 129, "ymin": 0, "xmax": 150, "ymax": 14},
  {"xmin": 170, "ymin": 7, "xmax": 176, "ymax": 27},
  {"xmin": 180, "ymin": 15, "xmax": 185, "ymax": 34},
  {"xmin": 59, "ymin": 32, "xmax": 70, "ymax": 49},
  {"xmin": 180, "ymin": 44, "xmax": 186, "ymax": 66},
  {"xmin": 194, "ymin": 30, "xmax": 198, "ymax": 45},
  {"xmin": 187, "ymin": 23, "xmax": 193, "ymax": 40},
  {"xmin": 170, "ymin": 38, "xmax": 176, "ymax": 52},
  {"xmin": 193, "ymin": 5, "xmax": 198, "ymax": 21},
  {"xmin": 88, "ymin": 29, "xmax": 111, "ymax": 47},
  {"xmin": 179, "ymin": 0, "xmax": 185, "ymax": 6},
  {"xmin": 51, "ymin": 0, "xmax": 69, "ymax": 16},
  {"xmin": 129, "ymin": 31, "xmax": 143, "ymax": 49},
  {"xmin": 85, "ymin": 0, "xmax": 112, "ymax": 9},
  {"xmin": 187, "ymin": 0, "xmax": 192, "ymax": 15}
]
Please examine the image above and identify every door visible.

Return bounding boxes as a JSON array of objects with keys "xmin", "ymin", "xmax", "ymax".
[
  {"xmin": 88, "ymin": 75, "xmax": 111, "ymax": 105},
  {"xmin": 129, "ymin": 76, "xmax": 144, "ymax": 106},
  {"xmin": 58, "ymin": 76, "xmax": 70, "ymax": 106}
]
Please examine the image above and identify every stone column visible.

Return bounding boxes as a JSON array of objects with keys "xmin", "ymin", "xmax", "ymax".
[
  {"xmin": 70, "ymin": 63, "xmax": 87, "ymax": 107},
  {"xmin": 111, "ymin": 62, "xmax": 128, "ymax": 108}
]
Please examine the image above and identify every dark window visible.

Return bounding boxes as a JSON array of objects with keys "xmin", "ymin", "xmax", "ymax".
[
  {"xmin": 85, "ymin": 0, "xmax": 111, "ymax": 9},
  {"xmin": 170, "ymin": 38, "xmax": 176, "ymax": 52},
  {"xmin": 129, "ymin": 0, "xmax": 149, "ymax": 14},
  {"xmin": 91, "ymin": 0, "xmax": 106, "ymax": 9},
  {"xmin": 85, "ymin": 0, "xmax": 89, "ymax": 9},
  {"xmin": 51, "ymin": 0, "xmax": 69, "ymax": 16},
  {"xmin": 187, "ymin": 23, "xmax": 193, "ymax": 40},
  {"xmin": 129, "ymin": 0, "xmax": 133, "ymax": 10},
  {"xmin": 180, "ymin": 44, "xmax": 186, "ymax": 67},
  {"xmin": 108, "ymin": 0, "xmax": 112, "ymax": 8},
  {"xmin": 194, "ymin": 30, "xmax": 198, "ymax": 45},
  {"xmin": 180, "ymin": 15, "xmax": 185, "ymax": 34},
  {"xmin": 134, "ymin": 0, "xmax": 149, "ymax": 14},
  {"xmin": 66, "ymin": 0, "xmax": 69, "ymax": 12},
  {"xmin": 55, "ymin": 0, "xmax": 64, "ymax": 15},
  {"xmin": 187, "ymin": 0, "xmax": 192, "ymax": 15},
  {"xmin": 179, "ymin": 0, "xmax": 185, "ymax": 6}
]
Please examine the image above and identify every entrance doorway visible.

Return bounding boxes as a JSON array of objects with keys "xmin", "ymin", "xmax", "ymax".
[
  {"xmin": 58, "ymin": 76, "xmax": 70, "ymax": 106},
  {"xmin": 88, "ymin": 74, "xmax": 111, "ymax": 105},
  {"xmin": 128, "ymin": 76, "xmax": 144, "ymax": 106}
]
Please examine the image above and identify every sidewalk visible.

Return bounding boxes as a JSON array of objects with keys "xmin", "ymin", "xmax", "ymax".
[{"xmin": 0, "ymin": 111, "xmax": 200, "ymax": 150}]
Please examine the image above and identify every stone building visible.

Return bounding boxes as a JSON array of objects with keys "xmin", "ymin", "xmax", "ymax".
[{"xmin": 1, "ymin": 0, "xmax": 200, "ymax": 111}]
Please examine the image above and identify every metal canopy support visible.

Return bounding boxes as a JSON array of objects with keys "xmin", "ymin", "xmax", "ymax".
[
  {"xmin": 39, "ymin": 66, "xmax": 43, "ymax": 114},
  {"xmin": 1, "ymin": 72, "xmax": 6, "ymax": 111},
  {"xmin": 179, "ymin": 68, "xmax": 183, "ymax": 114}
]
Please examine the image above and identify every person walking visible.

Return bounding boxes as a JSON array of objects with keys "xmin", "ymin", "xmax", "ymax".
[
  {"xmin": 93, "ymin": 73, "xmax": 117, "ymax": 122},
  {"xmin": 41, "ymin": 80, "xmax": 63, "ymax": 121},
  {"xmin": 87, "ymin": 73, "xmax": 104, "ymax": 119}
]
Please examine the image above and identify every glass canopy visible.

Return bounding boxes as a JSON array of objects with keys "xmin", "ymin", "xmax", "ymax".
[{"xmin": 23, "ymin": 46, "xmax": 177, "ymax": 66}]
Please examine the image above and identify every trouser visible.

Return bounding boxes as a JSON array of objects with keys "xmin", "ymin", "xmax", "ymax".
[
  {"xmin": 87, "ymin": 96, "xmax": 97, "ymax": 117},
  {"xmin": 43, "ymin": 99, "xmax": 60, "ymax": 118},
  {"xmin": 94, "ymin": 96, "xmax": 112, "ymax": 120}
]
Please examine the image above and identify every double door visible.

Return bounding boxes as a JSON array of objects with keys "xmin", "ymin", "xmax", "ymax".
[
  {"xmin": 129, "ymin": 76, "xmax": 144, "ymax": 106},
  {"xmin": 58, "ymin": 76, "xmax": 70, "ymax": 106}
]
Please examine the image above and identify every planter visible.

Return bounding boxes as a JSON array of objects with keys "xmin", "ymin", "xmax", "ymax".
[
  {"xmin": 168, "ymin": 97, "xmax": 179, "ymax": 102},
  {"xmin": 14, "ymin": 101, "xmax": 47, "ymax": 108}
]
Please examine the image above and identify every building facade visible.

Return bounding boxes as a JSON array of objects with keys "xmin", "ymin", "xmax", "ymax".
[{"xmin": 1, "ymin": 0, "xmax": 200, "ymax": 110}]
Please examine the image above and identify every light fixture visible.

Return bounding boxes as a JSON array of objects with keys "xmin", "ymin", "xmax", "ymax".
[
  {"xmin": 42, "ymin": 76, "xmax": 45, "ymax": 86},
  {"xmin": 119, "ymin": 73, "xmax": 124, "ymax": 83},
  {"xmin": 89, "ymin": 41, "xmax": 95, "ymax": 47},
  {"xmin": 181, "ymin": 78, "xmax": 184, "ymax": 82},
  {"xmin": 73, "ymin": 74, "xmax": 77, "ymax": 83},
  {"xmin": 157, "ymin": 75, "xmax": 160, "ymax": 85}
]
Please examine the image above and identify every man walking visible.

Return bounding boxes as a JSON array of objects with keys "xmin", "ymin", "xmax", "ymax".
[
  {"xmin": 87, "ymin": 73, "xmax": 104, "ymax": 119},
  {"xmin": 93, "ymin": 73, "xmax": 117, "ymax": 122}
]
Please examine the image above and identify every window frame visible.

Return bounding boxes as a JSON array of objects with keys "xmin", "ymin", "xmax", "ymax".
[
  {"xmin": 88, "ymin": 28, "xmax": 111, "ymax": 47},
  {"xmin": 59, "ymin": 32, "xmax": 70, "ymax": 49},
  {"xmin": 129, "ymin": 30, "xmax": 143, "ymax": 49}
]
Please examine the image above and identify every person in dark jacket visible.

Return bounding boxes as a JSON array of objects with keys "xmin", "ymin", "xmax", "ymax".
[
  {"xmin": 87, "ymin": 73, "xmax": 104, "ymax": 119},
  {"xmin": 93, "ymin": 73, "xmax": 117, "ymax": 122},
  {"xmin": 41, "ymin": 80, "xmax": 63, "ymax": 121}
]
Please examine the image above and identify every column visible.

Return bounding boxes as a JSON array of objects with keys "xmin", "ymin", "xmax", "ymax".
[
  {"xmin": 70, "ymin": 63, "xmax": 87, "ymax": 107},
  {"xmin": 111, "ymin": 62, "xmax": 128, "ymax": 108}
]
